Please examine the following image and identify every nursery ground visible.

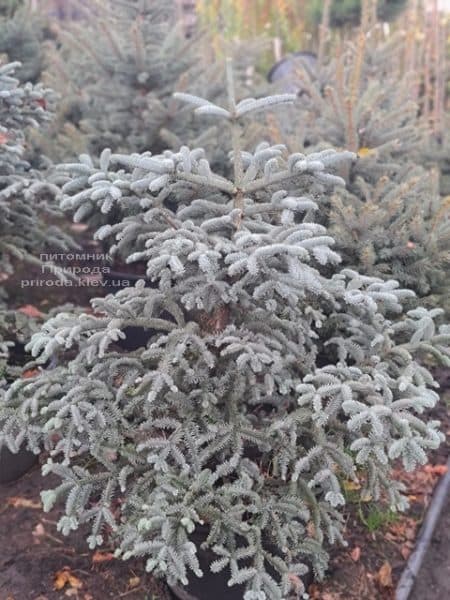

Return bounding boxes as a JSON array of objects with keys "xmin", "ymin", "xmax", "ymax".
[
  {"xmin": 311, "ymin": 373, "xmax": 450, "ymax": 600},
  {"xmin": 0, "ymin": 467, "xmax": 172, "ymax": 600}
]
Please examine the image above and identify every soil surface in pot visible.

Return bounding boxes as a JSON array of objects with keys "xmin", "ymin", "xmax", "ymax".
[
  {"xmin": 102, "ymin": 259, "xmax": 150, "ymax": 290},
  {"xmin": 4, "ymin": 224, "xmax": 108, "ymax": 311}
]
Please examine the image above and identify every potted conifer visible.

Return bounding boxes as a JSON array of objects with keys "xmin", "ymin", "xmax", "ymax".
[
  {"xmin": 0, "ymin": 63, "xmax": 448, "ymax": 598},
  {"xmin": 0, "ymin": 61, "xmax": 74, "ymax": 482}
]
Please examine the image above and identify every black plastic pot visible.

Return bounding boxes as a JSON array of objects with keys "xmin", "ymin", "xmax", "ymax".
[
  {"xmin": 0, "ymin": 342, "xmax": 40, "ymax": 483},
  {"xmin": 0, "ymin": 445, "xmax": 38, "ymax": 484},
  {"xmin": 103, "ymin": 266, "xmax": 155, "ymax": 351},
  {"xmin": 116, "ymin": 325, "xmax": 154, "ymax": 352},
  {"xmin": 169, "ymin": 527, "xmax": 312, "ymax": 600},
  {"xmin": 170, "ymin": 568, "xmax": 244, "ymax": 600},
  {"xmin": 169, "ymin": 529, "xmax": 247, "ymax": 600},
  {"xmin": 267, "ymin": 51, "xmax": 318, "ymax": 95},
  {"xmin": 103, "ymin": 266, "xmax": 180, "ymax": 352}
]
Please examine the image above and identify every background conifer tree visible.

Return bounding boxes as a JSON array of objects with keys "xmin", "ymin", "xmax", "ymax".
[
  {"xmin": 308, "ymin": 0, "xmax": 407, "ymax": 28},
  {"xmin": 268, "ymin": 23, "xmax": 450, "ymax": 309},
  {"xmin": 43, "ymin": 0, "xmax": 264, "ymax": 162},
  {"xmin": 0, "ymin": 61, "xmax": 74, "ymax": 377},
  {"xmin": 0, "ymin": 2, "xmax": 48, "ymax": 84}
]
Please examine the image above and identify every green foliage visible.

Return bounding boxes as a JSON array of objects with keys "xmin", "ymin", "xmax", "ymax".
[
  {"xmin": 273, "ymin": 33, "xmax": 425, "ymax": 179},
  {"xmin": 0, "ymin": 67, "xmax": 447, "ymax": 598},
  {"xmin": 424, "ymin": 133, "xmax": 450, "ymax": 198},
  {"xmin": 0, "ymin": 0, "xmax": 22, "ymax": 17},
  {"xmin": 0, "ymin": 6, "xmax": 47, "ymax": 83},
  {"xmin": 44, "ymin": 0, "xmax": 264, "ymax": 162},
  {"xmin": 268, "ymin": 28, "xmax": 450, "ymax": 310},
  {"xmin": 308, "ymin": 0, "xmax": 408, "ymax": 28},
  {"xmin": 0, "ymin": 61, "xmax": 72, "ymax": 267},
  {"xmin": 358, "ymin": 504, "xmax": 398, "ymax": 533},
  {"xmin": 328, "ymin": 167, "xmax": 450, "ymax": 300}
]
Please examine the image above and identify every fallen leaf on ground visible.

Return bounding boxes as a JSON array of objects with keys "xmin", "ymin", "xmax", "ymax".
[
  {"xmin": 357, "ymin": 147, "xmax": 375, "ymax": 157},
  {"xmin": 360, "ymin": 492, "xmax": 372, "ymax": 502},
  {"xmin": 92, "ymin": 550, "xmax": 115, "ymax": 563},
  {"xmin": 53, "ymin": 568, "xmax": 83, "ymax": 591},
  {"xmin": 33, "ymin": 522, "xmax": 46, "ymax": 539},
  {"xmin": 377, "ymin": 561, "xmax": 393, "ymax": 588},
  {"xmin": 342, "ymin": 479, "xmax": 361, "ymax": 491},
  {"xmin": 350, "ymin": 546, "xmax": 361, "ymax": 561},
  {"xmin": 424, "ymin": 464, "xmax": 448, "ymax": 476},
  {"xmin": 7, "ymin": 496, "xmax": 41, "ymax": 509},
  {"xmin": 401, "ymin": 544, "xmax": 412, "ymax": 560},
  {"xmin": 128, "ymin": 576, "xmax": 140, "ymax": 588},
  {"xmin": 18, "ymin": 304, "xmax": 43, "ymax": 318},
  {"xmin": 307, "ymin": 583, "xmax": 321, "ymax": 599}
]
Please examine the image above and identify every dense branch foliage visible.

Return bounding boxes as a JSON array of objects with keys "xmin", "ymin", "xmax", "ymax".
[
  {"xmin": 0, "ymin": 61, "xmax": 74, "ymax": 377},
  {"xmin": 1, "ymin": 67, "xmax": 448, "ymax": 598},
  {"xmin": 268, "ymin": 27, "xmax": 450, "ymax": 308},
  {"xmin": 43, "ymin": 0, "xmax": 265, "ymax": 162}
]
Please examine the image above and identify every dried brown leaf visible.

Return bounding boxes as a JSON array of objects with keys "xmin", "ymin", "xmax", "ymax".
[
  {"xmin": 377, "ymin": 561, "xmax": 393, "ymax": 588},
  {"xmin": 53, "ymin": 568, "xmax": 83, "ymax": 591},
  {"xmin": 17, "ymin": 304, "xmax": 43, "ymax": 318},
  {"xmin": 401, "ymin": 544, "xmax": 412, "ymax": 560},
  {"xmin": 350, "ymin": 546, "xmax": 361, "ymax": 562},
  {"xmin": 92, "ymin": 550, "xmax": 115, "ymax": 563},
  {"xmin": 128, "ymin": 576, "xmax": 140, "ymax": 588},
  {"xmin": 7, "ymin": 496, "xmax": 41, "ymax": 509}
]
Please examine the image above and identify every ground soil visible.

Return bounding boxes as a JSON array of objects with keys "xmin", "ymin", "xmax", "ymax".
[
  {"xmin": 310, "ymin": 374, "xmax": 450, "ymax": 600},
  {"xmin": 0, "ymin": 467, "xmax": 172, "ymax": 600},
  {"xmin": 0, "ymin": 377, "xmax": 448, "ymax": 600},
  {"xmin": 5, "ymin": 223, "xmax": 108, "ymax": 312}
]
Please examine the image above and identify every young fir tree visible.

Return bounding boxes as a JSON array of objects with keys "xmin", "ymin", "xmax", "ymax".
[
  {"xmin": 307, "ymin": 0, "xmax": 407, "ymax": 28},
  {"xmin": 0, "ymin": 2, "xmax": 49, "ymax": 84},
  {"xmin": 0, "ymin": 61, "xmax": 74, "ymax": 377},
  {"xmin": 273, "ymin": 29, "xmax": 425, "ymax": 183},
  {"xmin": 44, "ymin": 0, "xmax": 263, "ymax": 162},
  {"xmin": 268, "ymin": 25, "xmax": 450, "ymax": 306},
  {"xmin": 328, "ymin": 165, "xmax": 450, "ymax": 310},
  {"xmin": 1, "ymin": 64, "xmax": 448, "ymax": 598},
  {"xmin": 0, "ymin": 0, "xmax": 22, "ymax": 17}
]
